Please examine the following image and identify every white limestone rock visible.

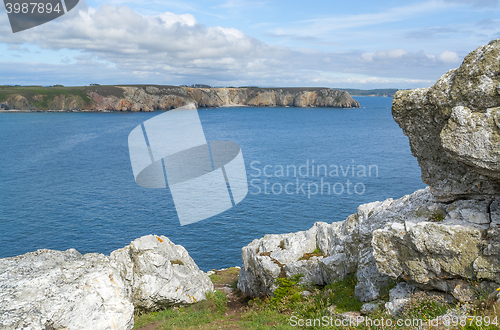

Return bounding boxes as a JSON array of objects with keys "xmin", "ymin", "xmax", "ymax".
[
  {"xmin": 239, "ymin": 188, "xmax": 436, "ymax": 301},
  {"xmin": 0, "ymin": 235, "xmax": 214, "ymax": 330},
  {"xmin": 360, "ymin": 302, "xmax": 380, "ymax": 315},
  {"xmin": 0, "ymin": 249, "xmax": 134, "ymax": 330},
  {"xmin": 239, "ymin": 186, "xmax": 500, "ymax": 302},
  {"xmin": 110, "ymin": 235, "xmax": 214, "ymax": 311}
]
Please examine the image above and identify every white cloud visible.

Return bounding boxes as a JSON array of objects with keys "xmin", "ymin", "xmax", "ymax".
[
  {"xmin": 361, "ymin": 49, "xmax": 408, "ymax": 62},
  {"xmin": 437, "ymin": 50, "xmax": 460, "ymax": 63},
  {"xmin": 0, "ymin": 2, "xmax": 467, "ymax": 89},
  {"xmin": 157, "ymin": 12, "xmax": 198, "ymax": 27},
  {"xmin": 273, "ymin": 1, "xmax": 452, "ymax": 38}
]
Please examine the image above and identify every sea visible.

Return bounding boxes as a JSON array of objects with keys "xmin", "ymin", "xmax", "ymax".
[{"xmin": 0, "ymin": 96, "xmax": 426, "ymax": 271}]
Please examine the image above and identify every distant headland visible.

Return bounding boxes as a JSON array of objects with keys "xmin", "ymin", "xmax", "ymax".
[
  {"xmin": 0, "ymin": 85, "xmax": 360, "ymax": 112},
  {"xmin": 343, "ymin": 88, "xmax": 399, "ymax": 97}
]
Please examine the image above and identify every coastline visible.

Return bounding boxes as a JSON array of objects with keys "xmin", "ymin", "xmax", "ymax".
[
  {"xmin": 0, "ymin": 103, "xmax": 357, "ymax": 113},
  {"xmin": 0, "ymin": 85, "xmax": 360, "ymax": 112}
]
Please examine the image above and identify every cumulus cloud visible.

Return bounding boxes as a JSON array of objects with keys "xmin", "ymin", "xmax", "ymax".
[
  {"xmin": 437, "ymin": 50, "xmax": 461, "ymax": 63},
  {"xmin": 361, "ymin": 49, "xmax": 408, "ymax": 62},
  {"xmin": 0, "ymin": 2, "xmax": 466, "ymax": 89},
  {"xmin": 360, "ymin": 48, "xmax": 462, "ymax": 66}
]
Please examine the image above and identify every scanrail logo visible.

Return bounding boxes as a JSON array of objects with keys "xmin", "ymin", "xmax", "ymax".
[
  {"xmin": 128, "ymin": 103, "xmax": 248, "ymax": 226},
  {"xmin": 4, "ymin": 0, "xmax": 79, "ymax": 33}
]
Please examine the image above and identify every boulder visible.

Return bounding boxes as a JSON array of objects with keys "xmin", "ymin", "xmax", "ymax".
[
  {"xmin": 384, "ymin": 282, "xmax": 416, "ymax": 317},
  {"xmin": 239, "ymin": 187, "xmax": 443, "ymax": 301},
  {"xmin": 111, "ymin": 235, "xmax": 214, "ymax": 311},
  {"xmin": 392, "ymin": 39, "xmax": 500, "ymax": 200},
  {"xmin": 0, "ymin": 249, "xmax": 134, "ymax": 330},
  {"xmin": 239, "ymin": 174, "xmax": 500, "ymax": 304},
  {"xmin": 372, "ymin": 217, "xmax": 500, "ymax": 300},
  {"xmin": 0, "ymin": 235, "xmax": 213, "ymax": 330}
]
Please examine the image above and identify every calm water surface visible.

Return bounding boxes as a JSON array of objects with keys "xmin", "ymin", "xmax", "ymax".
[{"xmin": 0, "ymin": 97, "xmax": 426, "ymax": 270}]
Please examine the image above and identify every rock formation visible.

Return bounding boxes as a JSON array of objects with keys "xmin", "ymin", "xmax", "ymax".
[
  {"xmin": 392, "ymin": 39, "xmax": 500, "ymax": 201},
  {"xmin": 0, "ymin": 86, "xmax": 359, "ymax": 111},
  {"xmin": 0, "ymin": 235, "xmax": 213, "ymax": 330},
  {"xmin": 238, "ymin": 39, "xmax": 500, "ymax": 309}
]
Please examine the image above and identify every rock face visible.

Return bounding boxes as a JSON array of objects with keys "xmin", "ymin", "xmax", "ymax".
[
  {"xmin": 239, "ymin": 39, "xmax": 500, "ymax": 305},
  {"xmin": 0, "ymin": 86, "xmax": 360, "ymax": 111},
  {"xmin": 392, "ymin": 39, "xmax": 500, "ymax": 201},
  {"xmin": 239, "ymin": 188, "xmax": 434, "ymax": 301},
  {"xmin": 239, "ymin": 188, "xmax": 500, "ymax": 304},
  {"xmin": 86, "ymin": 86, "xmax": 193, "ymax": 111},
  {"xmin": 0, "ymin": 235, "xmax": 213, "ymax": 330}
]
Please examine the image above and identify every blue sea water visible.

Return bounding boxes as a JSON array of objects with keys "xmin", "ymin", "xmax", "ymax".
[{"xmin": 0, "ymin": 97, "xmax": 426, "ymax": 271}]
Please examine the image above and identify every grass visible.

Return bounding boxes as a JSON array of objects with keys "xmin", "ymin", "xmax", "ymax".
[
  {"xmin": 208, "ymin": 267, "xmax": 240, "ymax": 286},
  {"xmin": 0, "ymin": 86, "xmax": 92, "ymax": 109},
  {"xmin": 133, "ymin": 291, "xmax": 228, "ymax": 329},
  {"xmin": 133, "ymin": 269, "xmax": 500, "ymax": 330},
  {"xmin": 429, "ymin": 211, "xmax": 446, "ymax": 222}
]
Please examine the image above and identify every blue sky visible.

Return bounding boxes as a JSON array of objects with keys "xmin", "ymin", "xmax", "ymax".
[{"xmin": 0, "ymin": 0, "xmax": 499, "ymax": 88}]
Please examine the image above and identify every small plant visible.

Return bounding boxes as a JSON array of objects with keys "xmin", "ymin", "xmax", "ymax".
[
  {"xmin": 471, "ymin": 285, "xmax": 499, "ymax": 314},
  {"xmin": 323, "ymin": 273, "xmax": 362, "ymax": 312},
  {"xmin": 429, "ymin": 211, "xmax": 446, "ymax": 222},
  {"xmin": 170, "ymin": 259, "xmax": 184, "ymax": 266},
  {"xmin": 230, "ymin": 278, "xmax": 239, "ymax": 291},
  {"xmin": 402, "ymin": 291, "xmax": 448, "ymax": 320},
  {"xmin": 298, "ymin": 247, "xmax": 323, "ymax": 261},
  {"xmin": 272, "ymin": 274, "xmax": 304, "ymax": 305}
]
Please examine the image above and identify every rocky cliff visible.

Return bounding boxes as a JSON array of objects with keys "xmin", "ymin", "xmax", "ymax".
[
  {"xmin": 392, "ymin": 39, "xmax": 500, "ymax": 201},
  {"xmin": 238, "ymin": 40, "xmax": 500, "ymax": 314},
  {"xmin": 0, "ymin": 86, "xmax": 359, "ymax": 111}
]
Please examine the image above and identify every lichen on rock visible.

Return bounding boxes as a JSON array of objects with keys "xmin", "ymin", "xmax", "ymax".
[{"xmin": 392, "ymin": 39, "xmax": 500, "ymax": 200}]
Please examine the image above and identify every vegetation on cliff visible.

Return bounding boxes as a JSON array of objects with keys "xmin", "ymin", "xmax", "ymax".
[{"xmin": 134, "ymin": 268, "xmax": 500, "ymax": 329}]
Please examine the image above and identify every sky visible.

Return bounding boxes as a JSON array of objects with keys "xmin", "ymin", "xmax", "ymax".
[{"xmin": 0, "ymin": 0, "xmax": 499, "ymax": 89}]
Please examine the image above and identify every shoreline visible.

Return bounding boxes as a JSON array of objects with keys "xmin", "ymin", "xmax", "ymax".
[{"xmin": 0, "ymin": 104, "xmax": 359, "ymax": 113}]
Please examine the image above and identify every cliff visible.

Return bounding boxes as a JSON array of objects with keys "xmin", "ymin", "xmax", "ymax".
[
  {"xmin": 0, "ymin": 85, "xmax": 359, "ymax": 111},
  {"xmin": 392, "ymin": 39, "xmax": 500, "ymax": 201}
]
